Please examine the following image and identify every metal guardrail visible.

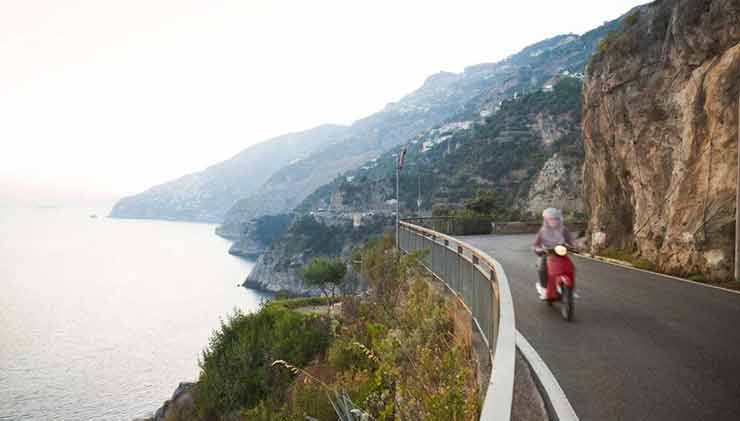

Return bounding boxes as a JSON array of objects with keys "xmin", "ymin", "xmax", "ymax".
[
  {"xmin": 402, "ymin": 216, "xmax": 493, "ymax": 235},
  {"xmin": 398, "ymin": 220, "xmax": 516, "ymax": 420}
]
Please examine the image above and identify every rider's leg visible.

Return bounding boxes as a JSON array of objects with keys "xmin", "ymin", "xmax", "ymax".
[{"xmin": 538, "ymin": 255, "xmax": 548, "ymax": 288}]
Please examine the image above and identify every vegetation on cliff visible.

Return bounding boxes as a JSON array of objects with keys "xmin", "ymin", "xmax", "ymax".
[
  {"xmin": 243, "ymin": 214, "xmax": 394, "ymax": 295},
  {"xmin": 307, "ymin": 77, "xmax": 585, "ymax": 221},
  {"xmin": 161, "ymin": 235, "xmax": 480, "ymax": 420}
]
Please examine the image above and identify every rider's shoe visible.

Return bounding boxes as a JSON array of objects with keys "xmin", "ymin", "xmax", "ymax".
[{"xmin": 535, "ymin": 283, "xmax": 547, "ymax": 300}]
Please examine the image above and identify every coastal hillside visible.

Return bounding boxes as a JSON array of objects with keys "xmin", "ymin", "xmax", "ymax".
[
  {"xmin": 148, "ymin": 238, "xmax": 481, "ymax": 420},
  {"xmin": 293, "ymin": 19, "xmax": 623, "ymax": 220},
  {"xmin": 583, "ymin": 0, "xmax": 740, "ymax": 282},
  {"xmin": 243, "ymin": 214, "xmax": 393, "ymax": 295},
  {"xmin": 217, "ymin": 19, "xmax": 620, "ymax": 238},
  {"xmin": 216, "ymin": 67, "xmax": 520, "ymax": 238},
  {"xmin": 109, "ymin": 125, "xmax": 347, "ymax": 223},
  {"xmin": 302, "ymin": 76, "xmax": 585, "ymax": 219},
  {"xmin": 241, "ymin": 18, "xmax": 623, "ymax": 296}
]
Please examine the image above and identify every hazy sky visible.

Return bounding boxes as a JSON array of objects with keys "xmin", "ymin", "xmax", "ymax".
[{"xmin": 0, "ymin": 0, "xmax": 646, "ymax": 206}]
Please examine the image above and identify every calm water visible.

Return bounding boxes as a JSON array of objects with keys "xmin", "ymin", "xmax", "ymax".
[{"xmin": 0, "ymin": 207, "xmax": 265, "ymax": 420}]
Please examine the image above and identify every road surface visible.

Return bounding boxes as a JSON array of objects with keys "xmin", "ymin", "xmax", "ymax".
[{"xmin": 459, "ymin": 234, "xmax": 740, "ymax": 421}]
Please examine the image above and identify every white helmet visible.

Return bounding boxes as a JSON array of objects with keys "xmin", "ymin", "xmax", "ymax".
[{"xmin": 542, "ymin": 207, "xmax": 562, "ymax": 220}]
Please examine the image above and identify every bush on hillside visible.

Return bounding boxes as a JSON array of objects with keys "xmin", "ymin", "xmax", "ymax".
[{"xmin": 195, "ymin": 306, "xmax": 331, "ymax": 418}]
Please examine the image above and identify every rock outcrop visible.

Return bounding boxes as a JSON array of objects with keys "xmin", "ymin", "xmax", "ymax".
[
  {"xmin": 243, "ymin": 214, "xmax": 389, "ymax": 295},
  {"xmin": 243, "ymin": 248, "xmax": 321, "ymax": 295},
  {"xmin": 527, "ymin": 153, "xmax": 584, "ymax": 216},
  {"xmin": 583, "ymin": 0, "xmax": 740, "ymax": 280},
  {"xmin": 140, "ymin": 382, "xmax": 197, "ymax": 421}
]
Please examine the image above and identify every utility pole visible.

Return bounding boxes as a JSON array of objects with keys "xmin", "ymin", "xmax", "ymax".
[
  {"xmin": 395, "ymin": 160, "xmax": 400, "ymax": 248},
  {"xmin": 417, "ymin": 173, "xmax": 422, "ymax": 217},
  {"xmin": 735, "ymin": 93, "xmax": 740, "ymax": 281}
]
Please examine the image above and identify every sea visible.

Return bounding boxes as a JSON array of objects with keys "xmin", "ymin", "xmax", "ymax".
[{"xmin": 0, "ymin": 206, "xmax": 265, "ymax": 420}]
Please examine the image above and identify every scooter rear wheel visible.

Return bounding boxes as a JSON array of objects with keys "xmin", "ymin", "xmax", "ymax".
[{"xmin": 561, "ymin": 286, "xmax": 574, "ymax": 321}]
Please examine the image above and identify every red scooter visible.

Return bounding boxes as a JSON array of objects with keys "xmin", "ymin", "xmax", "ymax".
[{"xmin": 537, "ymin": 244, "xmax": 576, "ymax": 321}]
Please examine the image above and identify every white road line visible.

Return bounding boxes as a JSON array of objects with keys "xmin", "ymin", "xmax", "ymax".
[
  {"xmin": 575, "ymin": 254, "xmax": 740, "ymax": 296},
  {"xmin": 516, "ymin": 330, "xmax": 579, "ymax": 421}
]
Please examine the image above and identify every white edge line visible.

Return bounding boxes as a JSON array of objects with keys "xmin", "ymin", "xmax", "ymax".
[
  {"xmin": 516, "ymin": 330, "xmax": 579, "ymax": 421},
  {"xmin": 575, "ymin": 254, "xmax": 740, "ymax": 296}
]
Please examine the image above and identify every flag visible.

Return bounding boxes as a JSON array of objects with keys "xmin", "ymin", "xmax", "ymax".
[{"xmin": 398, "ymin": 147, "xmax": 407, "ymax": 170}]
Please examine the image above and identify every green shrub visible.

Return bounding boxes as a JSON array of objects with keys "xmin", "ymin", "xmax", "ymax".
[
  {"xmin": 688, "ymin": 273, "xmax": 706, "ymax": 283},
  {"xmin": 289, "ymin": 381, "xmax": 338, "ymax": 421},
  {"xmin": 633, "ymin": 259, "xmax": 656, "ymax": 271},
  {"xmin": 599, "ymin": 246, "xmax": 635, "ymax": 262},
  {"xmin": 268, "ymin": 296, "xmax": 339, "ymax": 310},
  {"xmin": 240, "ymin": 400, "xmax": 295, "ymax": 421},
  {"xmin": 327, "ymin": 338, "xmax": 374, "ymax": 372},
  {"xmin": 195, "ymin": 306, "xmax": 330, "ymax": 418},
  {"xmin": 626, "ymin": 11, "xmax": 640, "ymax": 26}
]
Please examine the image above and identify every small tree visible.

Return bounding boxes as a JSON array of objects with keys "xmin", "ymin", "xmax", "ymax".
[
  {"xmin": 464, "ymin": 190, "xmax": 499, "ymax": 216},
  {"xmin": 300, "ymin": 257, "xmax": 347, "ymax": 314}
]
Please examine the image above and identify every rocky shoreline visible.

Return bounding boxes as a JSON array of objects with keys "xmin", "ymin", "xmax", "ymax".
[
  {"xmin": 135, "ymin": 382, "xmax": 197, "ymax": 421},
  {"xmin": 242, "ymin": 251, "xmax": 321, "ymax": 296}
]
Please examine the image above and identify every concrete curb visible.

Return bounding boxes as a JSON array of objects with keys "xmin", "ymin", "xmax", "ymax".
[
  {"xmin": 516, "ymin": 331, "xmax": 578, "ymax": 421},
  {"xmin": 577, "ymin": 253, "xmax": 740, "ymax": 296}
]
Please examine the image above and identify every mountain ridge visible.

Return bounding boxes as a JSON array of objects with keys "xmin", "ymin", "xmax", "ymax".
[{"xmin": 109, "ymin": 124, "xmax": 347, "ymax": 224}]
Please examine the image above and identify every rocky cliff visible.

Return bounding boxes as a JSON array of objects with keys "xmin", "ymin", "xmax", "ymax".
[
  {"xmin": 243, "ymin": 214, "xmax": 391, "ymax": 295},
  {"xmin": 527, "ymin": 152, "xmax": 584, "ymax": 216},
  {"xmin": 583, "ymin": 0, "xmax": 740, "ymax": 281}
]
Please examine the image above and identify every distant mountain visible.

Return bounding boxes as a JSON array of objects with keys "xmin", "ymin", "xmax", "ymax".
[
  {"xmin": 109, "ymin": 125, "xmax": 347, "ymax": 224},
  {"xmin": 113, "ymin": 14, "xmax": 620, "ymax": 236},
  {"xmin": 216, "ymin": 66, "xmax": 519, "ymax": 237}
]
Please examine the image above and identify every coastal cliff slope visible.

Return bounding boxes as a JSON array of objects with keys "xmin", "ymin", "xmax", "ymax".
[
  {"xmin": 216, "ymin": 66, "xmax": 525, "ymax": 238},
  {"xmin": 110, "ymin": 125, "xmax": 346, "ymax": 224},
  {"xmin": 301, "ymin": 77, "xmax": 586, "ymax": 219},
  {"xmin": 583, "ymin": 0, "xmax": 740, "ymax": 280}
]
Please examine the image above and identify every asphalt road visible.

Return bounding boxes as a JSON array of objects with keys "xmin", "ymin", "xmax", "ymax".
[{"xmin": 459, "ymin": 234, "xmax": 740, "ymax": 421}]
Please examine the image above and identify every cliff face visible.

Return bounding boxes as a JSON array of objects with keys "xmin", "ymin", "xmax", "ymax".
[
  {"xmin": 243, "ymin": 246, "xmax": 322, "ymax": 295},
  {"xmin": 243, "ymin": 215, "xmax": 391, "ymax": 295},
  {"xmin": 526, "ymin": 153, "xmax": 584, "ymax": 216},
  {"xmin": 583, "ymin": 0, "xmax": 740, "ymax": 280}
]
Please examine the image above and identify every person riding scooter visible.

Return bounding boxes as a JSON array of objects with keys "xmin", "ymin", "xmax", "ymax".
[{"xmin": 532, "ymin": 208, "xmax": 575, "ymax": 300}]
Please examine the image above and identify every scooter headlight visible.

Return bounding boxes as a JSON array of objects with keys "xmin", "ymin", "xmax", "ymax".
[{"xmin": 554, "ymin": 245, "xmax": 568, "ymax": 256}]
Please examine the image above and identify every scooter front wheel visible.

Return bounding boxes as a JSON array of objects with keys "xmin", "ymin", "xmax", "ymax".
[{"xmin": 561, "ymin": 286, "xmax": 574, "ymax": 321}]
